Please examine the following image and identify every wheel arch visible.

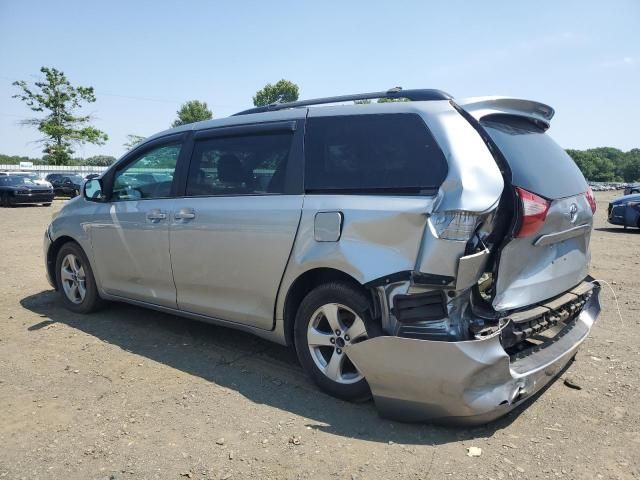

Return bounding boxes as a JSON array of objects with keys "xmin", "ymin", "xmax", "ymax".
[
  {"xmin": 282, "ymin": 267, "xmax": 378, "ymax": 347},
  {"xmin": 46, "ymin": 235, "xmax": 81, "ymax": 289}
]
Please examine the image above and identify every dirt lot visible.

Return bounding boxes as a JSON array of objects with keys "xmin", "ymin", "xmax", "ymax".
[{"xmin": 0, "ymin": 191, "xmax": 638, "ymax": 480}]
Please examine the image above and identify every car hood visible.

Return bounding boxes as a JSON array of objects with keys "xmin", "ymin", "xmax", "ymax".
[{"xmin": 612, "ymin": 194, "xmax": 640, "ymax": 204}]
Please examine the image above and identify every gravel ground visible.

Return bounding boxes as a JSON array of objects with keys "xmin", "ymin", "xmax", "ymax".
[{"xmin": 0, "ymin": 191, "xmax": 638, "ymax": 480}]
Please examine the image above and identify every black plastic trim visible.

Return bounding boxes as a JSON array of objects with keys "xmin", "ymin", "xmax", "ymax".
[
  {"xmin": 392, "ymin": 290, "xmax": 448, "ymax": 323},
  {"xmin": 364, "ymin": 271, "xmax": 412, "ymax": 288},
  {"xmin": 412, "ymin": 272, "xmax": 455, "ymax": 287},
  {"xmin": 193, "ymin": 120, "xmax": 297, "ymax": 140}
]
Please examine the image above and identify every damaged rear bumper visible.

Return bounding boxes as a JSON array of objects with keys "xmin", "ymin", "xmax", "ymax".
[{"xmin": 345, "ymin": 281, "xmax": 601, "ymax": 425}]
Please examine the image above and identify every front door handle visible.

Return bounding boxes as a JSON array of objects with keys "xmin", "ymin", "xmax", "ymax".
[
  {"xmin": 174, "ymin": 208, "xmax": 196, "ymax": 220},
  {"xmin": 146, "ymin": 209, "xmax": 167, "ymax": 222}
]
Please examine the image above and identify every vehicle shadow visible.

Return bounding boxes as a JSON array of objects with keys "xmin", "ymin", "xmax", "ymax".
[
  {"xmin": 594, "ymin": 227, "xmax": 640, "ymax": 234},
  {"xmin": 20, "ymin": 290, "xmax": 555, "ymax": 446}
]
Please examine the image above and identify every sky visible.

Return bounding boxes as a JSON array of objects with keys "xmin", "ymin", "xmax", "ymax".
[{"xmin": 0, "ymin": 0, "xmax": 638, "ymax": 159}]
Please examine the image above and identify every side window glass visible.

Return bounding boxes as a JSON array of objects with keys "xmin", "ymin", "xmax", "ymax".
[
  {"xmin": 305, "ymin": 114, "xmax": 448, "ymax": 194},
  {"xmin": 185, "ymin": 133, "xmax": 292, "ymax": 196},
  {"xmin": 112, "ymin": 144, "xmax": 181, "ymax": 201}
]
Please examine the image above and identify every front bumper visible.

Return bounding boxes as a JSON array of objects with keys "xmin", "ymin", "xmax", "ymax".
[
  {"xmin": 608, "ymin": 203, "xmax": 625, "ymax": 225},
  {"xmin": 14, "ymin": 192, "xmax": 54, "ymax": 204},
  {"xmin": 345, "ymin": 282, "xmax": 601, "ymax": 425}
]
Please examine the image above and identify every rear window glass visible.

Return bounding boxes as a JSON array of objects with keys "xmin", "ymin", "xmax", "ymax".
[
  {"xmin": 481, "ymin": 114, "xmax": 587, "ymax": 199},
  {"xmin": 305, "ymin": 114, "xmax": 447, "ymax": 194}
]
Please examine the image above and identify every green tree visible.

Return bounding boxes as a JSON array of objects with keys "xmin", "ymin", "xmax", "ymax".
[
  {"xmin": 253, "ymin": 79, "xmax": 299, "ymax": 107},
  {"xmin": 376, "ymin": 97, "xmax": 410, "ymax": 103},
  {"xmin": 12, "ymin": 67, "xmax": 108, "ymax": 165},
  {"xmin": 566, "ymin": 149, "xmax": 618, "ymax": 181},
  {"xmin": 618, "ymin": 149, "xmax": 640, "ymax": 182},
  {"xmin": 353, "ymin": 97, "xmax": 409, "ymax": 104},
  {"xmin": 172, "ymin": 100, "xmax": 213, "ymax": 127},
  {"xmin": 85, "ymin": 155, "xmax": 116, "ymax": 166},
  {"xmin": 0, "ymin": 154, "xmax": 44, "ymax": 165},
  {"xmin": 124, "ymin": 134, "xmax": 146, "ymax": 149}
]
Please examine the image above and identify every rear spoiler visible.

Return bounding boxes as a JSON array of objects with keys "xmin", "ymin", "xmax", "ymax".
[{"xmin": 456, "ymin": 96, "xmax": 555, "ymax": 130}]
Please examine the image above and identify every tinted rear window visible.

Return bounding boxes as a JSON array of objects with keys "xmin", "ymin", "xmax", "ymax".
[
  {"xmin": 305, "ymin": 114, "xmax": 447, "ymax": 194},
  {"xmin": 481, "ymin": 114, "xmax": 587, "ymax": 199}
]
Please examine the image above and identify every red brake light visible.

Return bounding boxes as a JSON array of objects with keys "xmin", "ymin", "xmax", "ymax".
[
  {"xmin": 515, "ymin": 187, "xmax": 550, "ymax": 238},
  {"xmin": 585, "ymin": 187, "xmax": 597, "ymax": 214}
]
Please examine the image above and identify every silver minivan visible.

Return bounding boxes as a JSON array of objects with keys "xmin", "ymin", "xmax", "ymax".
[{"xmin": 44, "ymin": 89, "xmax": 601, "ymax": 424}]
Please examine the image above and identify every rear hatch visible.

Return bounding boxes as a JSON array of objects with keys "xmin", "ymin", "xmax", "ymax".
[{"xmin": 460, "ymin": 99, "xmax": 593, "ymax": 311}]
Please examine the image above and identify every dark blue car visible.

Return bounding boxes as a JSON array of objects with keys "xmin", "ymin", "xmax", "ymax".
[{"xmin": 608, "ymin": 194, "xmax": 640, "ymax": 229}]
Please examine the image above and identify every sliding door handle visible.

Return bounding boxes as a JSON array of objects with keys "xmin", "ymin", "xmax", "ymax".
[
  {"xmin": 175, "ymin": 208, "xmax": 196, "ymax": 220},
  {"xmin": 146, "ymin": 209, "xmax": 167, "ymax": 221}
]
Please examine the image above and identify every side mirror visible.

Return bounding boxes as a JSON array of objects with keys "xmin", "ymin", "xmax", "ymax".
[{"xmin": 84, "ymin": 178, "xmax": 106, "ymax": 202}]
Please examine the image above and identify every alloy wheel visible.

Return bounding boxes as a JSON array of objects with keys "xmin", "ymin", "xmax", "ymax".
[
  {"xmin": 60, "ymin": 253, "xmax": 87, "ymax": 304},
  {"xmin": 307, "ymin": 303, "xmax": 369, "ymax": 384}
]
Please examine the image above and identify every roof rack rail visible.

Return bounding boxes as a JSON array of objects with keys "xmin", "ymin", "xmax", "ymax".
[{"xmin": 232, "ymin": 87, "xmax": 453, "ymax": 116}]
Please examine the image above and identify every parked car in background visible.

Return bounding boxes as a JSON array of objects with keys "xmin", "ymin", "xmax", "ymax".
[
  {"xmin": 624, "ymin": 183, "xmax": 640, "ymax": 195},
  {"xmin": 0, "ymin": 175, "xmax": 54, "ymax": 206},
  {"xmin": 5, "ymin": 171, "xmax": 53, "ymax": 188},
  {"xmin": 608, "ymin": 194, "xmax": 640, "ymax": 229},
  {"xmin": 46, "ymin": 173, "xmax": 85, "ymax": 197},
  {"xmin": 43, "ymin": 88, "xmax": 601, "ymax": 424}
]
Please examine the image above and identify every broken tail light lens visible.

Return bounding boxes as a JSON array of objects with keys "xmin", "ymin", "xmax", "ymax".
[
  {"xmin": 430, "ymin": 211, "xmax": 479, "ymax": 241},
  {"xmin": 515, "ymin": 187, "xmax": 550, "ymax": 238},
  {"xmin": 585, "ymin": 186, "xmax": 597, "ymax": 214}
]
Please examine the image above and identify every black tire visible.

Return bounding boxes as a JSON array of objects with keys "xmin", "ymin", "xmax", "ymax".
[
  {"xmin": 294, "ymin": 282, "xmax": 382, "ymax": 402},
  {"xmin": 55, "ymin": 242, "xmax": 104, "ymax": 314},
  {"xmin": 0, "ymin": 193, "xmax": 7, "ymax": 207}
]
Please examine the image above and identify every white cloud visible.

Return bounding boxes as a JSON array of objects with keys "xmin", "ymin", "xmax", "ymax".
[{"xmin": 600, "ymin": 56, "xmax": 637, "ymax": 68}]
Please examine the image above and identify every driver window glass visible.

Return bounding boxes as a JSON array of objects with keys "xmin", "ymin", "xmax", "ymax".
[{"xmin": 112, "ymin": 144, "xmax": 181, "ymax": 201}]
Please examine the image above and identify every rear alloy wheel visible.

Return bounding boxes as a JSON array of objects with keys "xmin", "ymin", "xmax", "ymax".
[
  {"xmin": 294, "ymin": 282, "xmax": 381, "ymax": 401},
  {"xmin": 55, "ymin": 242, "xmax": 104, "ymax": 313}
]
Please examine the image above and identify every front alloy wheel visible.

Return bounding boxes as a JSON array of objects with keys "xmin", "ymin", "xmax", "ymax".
[
  {"xmin": 55, "ymin": 242, "xmax": 104, "ymax": 313},
  {"xmin": 60, "ymin": 253, "xmax": 87, "ymax": 304}
]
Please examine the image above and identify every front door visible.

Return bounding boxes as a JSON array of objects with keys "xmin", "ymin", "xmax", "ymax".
[
  {"xmin": 170, "ymin": 122, "xmax": 304, "ymax": 330},
  {"xmin": 89, "ymin": 141, "xmax": 183, "ymax": 308}
]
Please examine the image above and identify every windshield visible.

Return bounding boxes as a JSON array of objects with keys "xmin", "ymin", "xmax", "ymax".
[
  {"xmin": 2, "ymin": 176, "xmax": 37, "ymax": 186},
  {"xmin": 14, "ymin": 173, "xmax": 38, "ymax": 180},
  {"xmin": 67, "ymin": 175, "xmax": 84, "ymax": 183}
]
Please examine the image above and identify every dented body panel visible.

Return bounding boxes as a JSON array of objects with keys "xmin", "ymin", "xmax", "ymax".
[
  {"xmin": 493, "ymin": 194, "xmax": 592, "ymax": 310},
  {"xmin": 276, "ymin": 101, "xmax": 505, "ymax": 324},
  {"xmin": 346, "ymin": 282, "xmax": 600, "ymax": 424}
]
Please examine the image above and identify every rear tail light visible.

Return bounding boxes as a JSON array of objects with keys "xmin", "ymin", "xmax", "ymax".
[
  {"xmin": 515, "ymin": 187, "xmax": 550, "ymax": 238},
  {"xmin": 585, "ymin": 187, "xmax": 597, "ymax": 214}
]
